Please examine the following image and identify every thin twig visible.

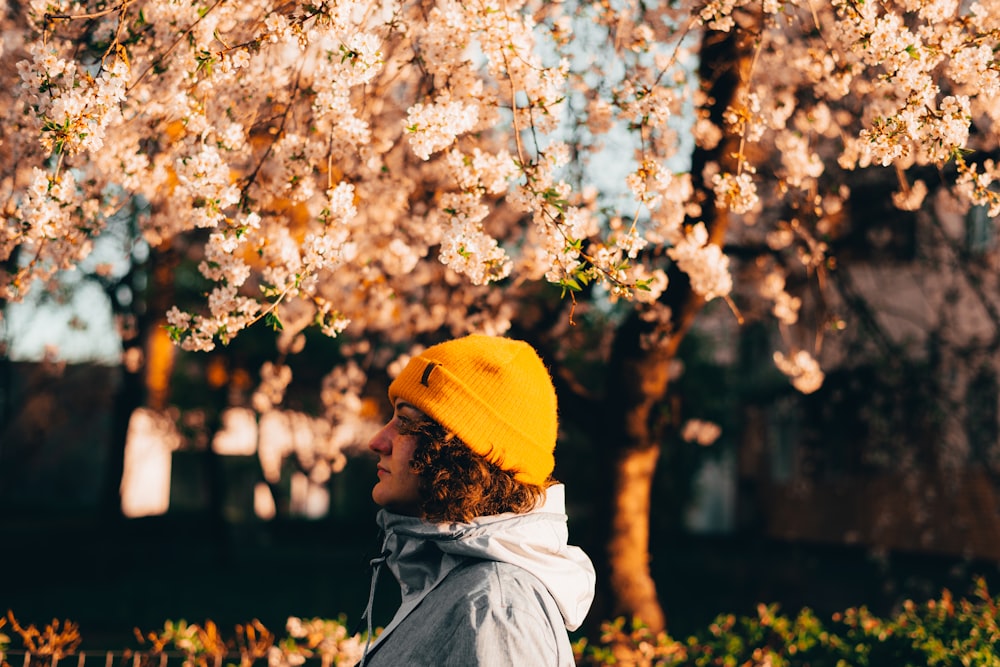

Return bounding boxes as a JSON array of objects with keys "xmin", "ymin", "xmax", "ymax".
[
  {"xmin": 45, "ymin": 4, "xmax": 124, "ymax": 21},
  {"xmin": 128, "ymin": 0, "xmax": 229, "ymax": 93}
]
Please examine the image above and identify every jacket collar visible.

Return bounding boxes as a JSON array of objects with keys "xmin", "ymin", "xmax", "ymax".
[{"xmin": 376, "ymin": 484, "xmax": 595, "ymax": 629}]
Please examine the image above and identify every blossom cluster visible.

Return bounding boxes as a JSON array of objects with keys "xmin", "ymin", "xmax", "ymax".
[
  {"xmin": 681, "ymin": 419, "xmax": 723, "ymax": 446},
  {"xmin": 773, "ymin": 349, "xmax": 825, "ymax": 394},
  {"xmin": 16, "ymin": 43, "xmax": 129, "ymax": 156},
  {"xmin": 4, "ymin": 0, "xmax": 1000, "ymax": 399},
  {"xmin": 759, "ymin": 272, "xmax": 802, "ymax": 326},
  {"xmin": 667, "ymin": 223, "xmax": 733, "ymax": 302},
  {"xmin": 4, "ymin": 168, "xmax": 98, "ymax": 300}
]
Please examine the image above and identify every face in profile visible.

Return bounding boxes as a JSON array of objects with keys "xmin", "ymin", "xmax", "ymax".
[{"xmin": 367, "ymin": 399, "xmax": 424, "ymax": 516}]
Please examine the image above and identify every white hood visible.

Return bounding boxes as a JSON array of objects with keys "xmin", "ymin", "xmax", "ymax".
[{"xmin": 374, "ymin": 484, "xmax": 596, "ymax": 631}]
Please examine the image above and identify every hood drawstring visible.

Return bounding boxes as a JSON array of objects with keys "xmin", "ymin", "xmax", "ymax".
[{"xmin": 357, "ymin": 548, "xmax": 389, "ymax": 667}]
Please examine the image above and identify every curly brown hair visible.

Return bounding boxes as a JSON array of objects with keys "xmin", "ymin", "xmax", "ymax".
[{"xmin": 400, "ymin": 416, "xmax": 551, "ymax": 523}]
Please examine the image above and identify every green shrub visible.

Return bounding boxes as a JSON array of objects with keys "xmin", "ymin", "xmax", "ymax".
[
  {"xmin": 4, "ymin": 579, "xmax": 998, "ymax": 667},
  {"xmin": 574, "ymin": 578, "xmax": 1000, "ymax": 667}
]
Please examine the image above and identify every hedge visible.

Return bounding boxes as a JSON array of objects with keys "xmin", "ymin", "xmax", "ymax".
[
  {"xmin": 2, "ymin": 579, "xmax": 998, "ymax": 667},
  {"xmin": 574, "ymin": 578, "xmax": 1000, "ymax": 666}
]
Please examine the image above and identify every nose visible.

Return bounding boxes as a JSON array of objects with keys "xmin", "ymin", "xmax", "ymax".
[{"xmin": 368, "ymin": 421, "xmax": 392, "ymax": 454}]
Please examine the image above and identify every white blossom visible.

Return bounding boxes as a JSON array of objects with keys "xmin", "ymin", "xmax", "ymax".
[
  {"xmin": 667, "ymin": 223, "xmax": 732, "ymax": 301},
  {"xmin": 773, "ymin": 350, "xmax": 825, "ymax": 394}
]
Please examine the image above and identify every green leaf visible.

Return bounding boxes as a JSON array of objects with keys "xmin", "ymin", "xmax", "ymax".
[
  {"xmin": 164, "ymin": 324, "xmax": 184, "ymax": 342},
  {"xmin": 265, "ymin": 311, "xmax": 283, "ymax": 331}
]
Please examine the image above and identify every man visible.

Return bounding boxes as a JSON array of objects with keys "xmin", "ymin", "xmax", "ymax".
[{"xmin": 357, "ymin": 334, "xmax": 596, "ymax": 666}]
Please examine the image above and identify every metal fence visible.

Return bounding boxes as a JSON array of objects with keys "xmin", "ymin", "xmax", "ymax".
[
  {"xmin": 2, "ymin": 652, "xmax": 194, "ymax": 667},
  {"xmin": 0, "ymin": 652, "xmax": 332, "ymax": 667}
]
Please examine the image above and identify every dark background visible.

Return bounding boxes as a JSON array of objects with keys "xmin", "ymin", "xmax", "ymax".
[
  {"xmin": 5, "ymin": 504, "xmax": 998, "ymax": 649},
  {"xmin": 3, "ymin": 356, "xmax": 1000, "ymax": 650}
]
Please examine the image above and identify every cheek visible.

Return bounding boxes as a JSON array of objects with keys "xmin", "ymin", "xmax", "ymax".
[
  {"xmin": 397, "ymin": 440, "xmax": 423, "ymax": 494},
  {"xmin": 395, "ymin": 436, "xmax": 420, "ymax": 468}
]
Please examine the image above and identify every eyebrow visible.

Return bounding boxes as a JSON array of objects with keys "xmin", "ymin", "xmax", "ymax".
[{"xmin": 394, "ymin": 400, "xmax": 423, "ymax": 416}]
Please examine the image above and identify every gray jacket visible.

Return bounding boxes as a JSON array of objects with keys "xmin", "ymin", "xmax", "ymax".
[{"xmin": 358, "ymin": 484, "xmax": 595, "ymax": 666}]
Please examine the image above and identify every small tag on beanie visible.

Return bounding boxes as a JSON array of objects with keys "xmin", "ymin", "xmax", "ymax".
[{"xmin": 420, "ymin": 362, "xmax": 438, "ymax": 386}]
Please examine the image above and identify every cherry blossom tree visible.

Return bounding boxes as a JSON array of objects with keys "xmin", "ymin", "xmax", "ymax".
[{"xmin": 4, "ymin": 0, "xmax": 1000, "ymax": 630}]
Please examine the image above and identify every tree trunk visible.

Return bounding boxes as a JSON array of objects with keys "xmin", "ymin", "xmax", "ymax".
[
  {"xmin": 606, "ymin": 440, "xmax": 664, "ymax": 628},
  {"xmin": 595, "ymin": 22, "xmax": 751, "ymax": 631},
  {"xmin": 597, "ymin": 300, "xmax": 702, "ymax": 631}
]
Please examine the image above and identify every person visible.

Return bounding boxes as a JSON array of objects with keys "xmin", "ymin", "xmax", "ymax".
[{"xmin": 355, "ymin": 333, "xmax": 596, "ymax": 667}]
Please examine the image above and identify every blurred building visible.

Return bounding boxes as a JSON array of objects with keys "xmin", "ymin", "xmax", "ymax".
[{"xmin": 726, "ymin": 183, "xmax": 1000, "ymax": 561}]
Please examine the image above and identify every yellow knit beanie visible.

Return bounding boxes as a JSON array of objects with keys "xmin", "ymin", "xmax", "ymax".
[{"xmin": 387, "ymin": 334, "xmax": 558, "ymax": 486}]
